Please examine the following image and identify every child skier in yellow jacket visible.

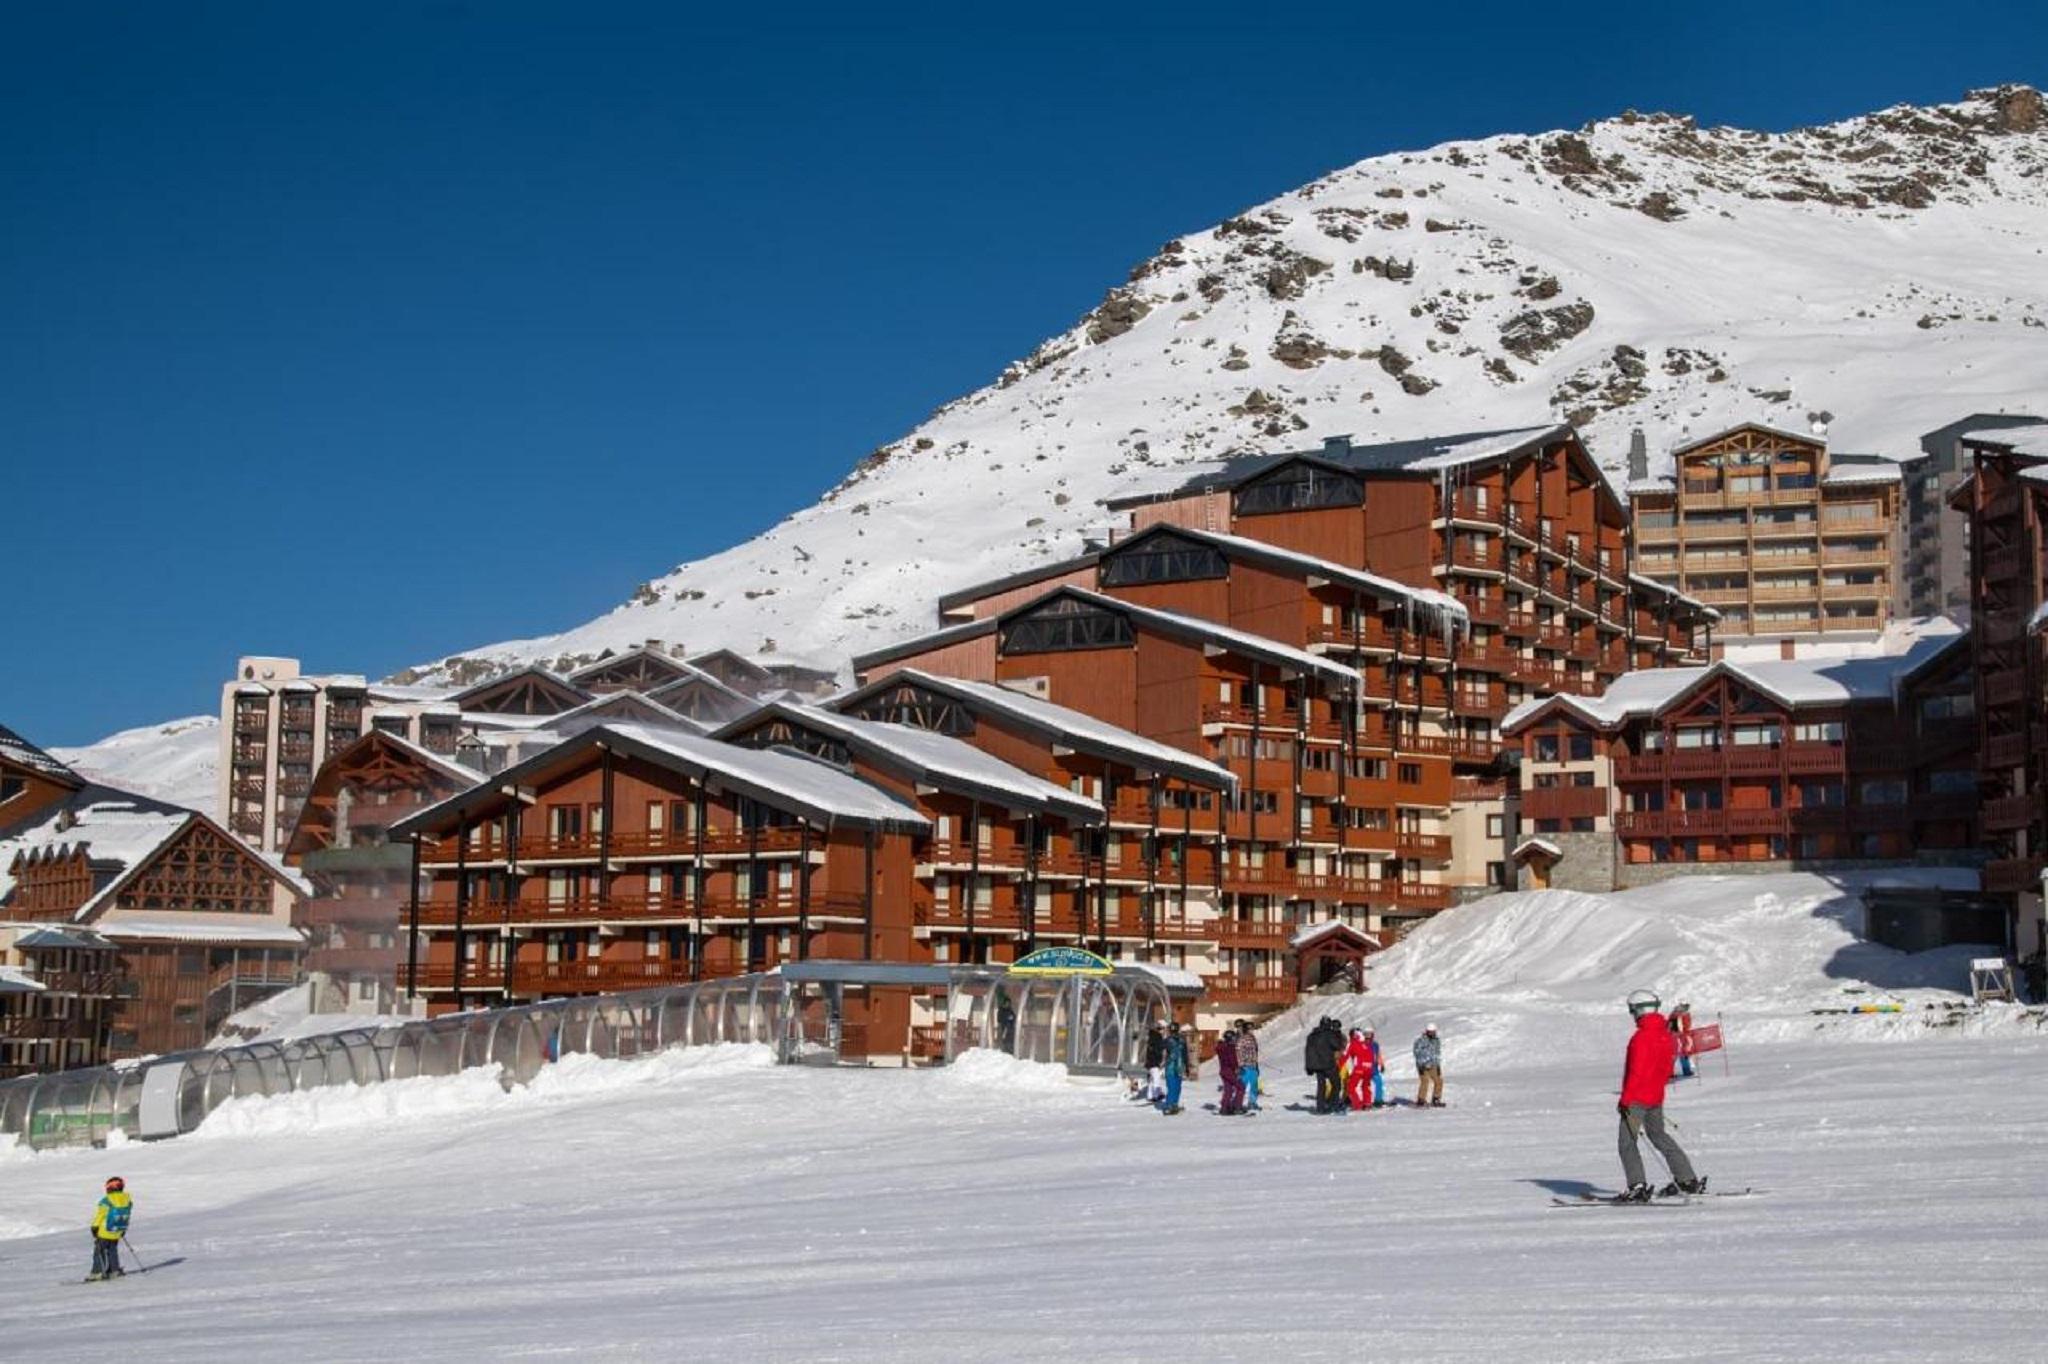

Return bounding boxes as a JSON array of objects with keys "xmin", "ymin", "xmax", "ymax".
[{"xmin": 89, "ymin": 1177, "xmax": 131, "ymax": 1281}]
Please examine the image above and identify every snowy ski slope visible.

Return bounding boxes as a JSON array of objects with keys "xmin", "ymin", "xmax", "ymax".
[{"xmin": 2, "ymin": 873, "xmax": 2043, "ymax": 1361}]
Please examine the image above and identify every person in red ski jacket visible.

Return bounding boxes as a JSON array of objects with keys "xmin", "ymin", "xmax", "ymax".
[
  {"xmin": 1341, "ymin": 1028, "xmax": 1375, "ymax": 1113},
  {"xmin": 1616, "ymin": 990, "xmax": 1703, "ymax": 1201}
]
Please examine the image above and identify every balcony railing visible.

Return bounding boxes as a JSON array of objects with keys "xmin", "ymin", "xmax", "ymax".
[
  {"xmin": 1981, "ymin": 792, "xmax": 2041, "ymax": 832},
  {"xmin": 1519, "ymin": 785, "xmax": 1608, "ymax": 821},
  {"xmin": 1210, "ymin": 919, "xmax": 1293, "ymax": 949},
  {"xmin": 1203, "ymin": 980, "xmax": 1301, "ymax": 1007}
]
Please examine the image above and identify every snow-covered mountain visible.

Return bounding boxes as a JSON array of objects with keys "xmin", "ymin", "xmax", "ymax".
[
  {"xmin": 51, "ymin": 715, "xmax": 220, "ymax": 817},
  {"xmin": 399, "ymin": 84, "xmax": 2048, "ymax": 688}
]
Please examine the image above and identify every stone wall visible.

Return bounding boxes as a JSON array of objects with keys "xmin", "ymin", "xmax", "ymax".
[{"xmin": 1518, "ymin": 830, "xmax": 1618, "ymax": 893}]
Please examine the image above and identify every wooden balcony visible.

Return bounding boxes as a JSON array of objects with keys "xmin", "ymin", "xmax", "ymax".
[
  {"xmin": 511, "ymin": 959, "xmax": 703, "ymax": 995},
  {"xmin": 1985, "ymin": 732, "xmax": 2031, "ymax": 770},
  {"xmin": 207, "ymin": 958, "xmax": 300, "ymax": 996},
  {"xmin": 298, "ymin": 894, "xmax": 406, "ymax": 929},
  {"xmin": 1981, "ymin": 792, "xmax": 2040, "ymax": 832},
  {"xmin": 1202, "ymin": 703, "xmax": 1299, "ymax": 729},
  {"xmin": 1210, "ymin": 919, "xmax": 1293, "ymax": 950},
  {"xmin": 922, "ymin": 838, "xmax": 1030, "ymax": 870},
  {"xmin": 1983, "ymin": 671, "xmax": 2029, "ymax": 708},
  {"xmin": 398, "ymin": 962, "xmax": 508, "ymax": 991},
  {"xmin": 1982, "ymin": 858, "xmax": 2045, "ymax": 896},
  {"xmin": 413, "ymin": 892, "xmax": 866, "ymax": 929},
  {"xmin": 1519, "ymin": 785, "xmax": 1608, "ymax": 821},
  {"xmin": 917, "ymin": 901, "xmax": 1026, "ymax": 932}
]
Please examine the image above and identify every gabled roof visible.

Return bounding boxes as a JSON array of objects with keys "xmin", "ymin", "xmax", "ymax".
[
  {"xmin": 713, "ymin": 702, "xmax": 1103, "ymax": 822},
  {"xmin": 566, "ymin": 645, "xmax": 696, "ymax": 689},
  {"xmin": 998, "ymin": 587, "xmax": 1362, "ymax": 688},
  {"xmin": 392, "ymin": 723, "xmax": 930, "ymax": 839},
  {"xmin": 831, "ymin": 669, "xmax": 1235, "ymax": 790},
  {"xmin": 1105, "ymin": 425, "xmax": 1572, "ymax": 509},
  {"xmin": 0, "ymin": 724, "xmax": 83, "ymax": 787},
  {"xmin": 447, "ymin": 664, "xmax": 592, "ymax": 716},
  {"xmin": 686, "ymin": 649, "xmax": 776, "ymax": 689},
  {"xmin": 1105, "ymin": 524, "xmax": 1469, "ymax": 636},
  {"xmin": 1291, "ymin": 919, "xmax": 1382, "ymax": 951},
  {"xmin": 645, "ymin": 662, "xmax": 759, "ymax": 714},
  {"xmin": 0, "ymin": 785, "xmax": 303, "ymax": 921},
  {"xmin": 282, "ymin": 729, "xmax": 480, "ymax": 861},
  {"xmin": 1501, "ymin": 632, "xmax": 1969, "ymax": 736},
  {"xmin": 1670, "ymin": 421, "xmax": 1826, "ymax": 458},
  {"xmin": 1511, "ymin": 838, "xmax": 1564, "ymax": 863}
]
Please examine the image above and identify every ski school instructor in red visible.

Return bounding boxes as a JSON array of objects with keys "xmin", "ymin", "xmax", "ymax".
[{"xmin": 1615, "ymin": 990, "xmax": 1706, "ymax": 1203}]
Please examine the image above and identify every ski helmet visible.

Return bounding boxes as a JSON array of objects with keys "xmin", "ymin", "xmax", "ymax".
[
  {"xmin": 104, "ymin": 1177, "xmax": 124, "ymax": 1192},
  {"xmin": 1424, "ymin": 1022, "xmax": 1437, "ymax": 1034},
  {"xmin": 1627, "ymin": 989, "xmax": 1661, "ymax": 1019}
]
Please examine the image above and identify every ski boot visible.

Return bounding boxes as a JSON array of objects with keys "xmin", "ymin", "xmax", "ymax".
[
  {"xmin": 1657, "ymin": 1176, "xmax": 1708, "ymax": 1198},
  {"xmin": 1615, "ymin": 1183, "xmax": 1654, "ymax": 1204}
]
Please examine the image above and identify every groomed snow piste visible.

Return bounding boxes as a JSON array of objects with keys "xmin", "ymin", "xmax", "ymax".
[{"xmin": 2, "ymin": 873, "xmax": 2044, "ymax": 1362}]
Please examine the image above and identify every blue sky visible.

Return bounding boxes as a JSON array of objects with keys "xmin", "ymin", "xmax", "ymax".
[{"xmin": 3, "ymin": 0, "xmax": 2040, "ymax": 745}]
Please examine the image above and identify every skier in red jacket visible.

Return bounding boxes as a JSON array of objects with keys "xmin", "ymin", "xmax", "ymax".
[
  {"xmin": 1341, "ymin": 1028, "xmax": 1376, "ymax": 1113},
  {"xmin": 1616, "ymin": 990, "xmax": 1704, "ymax": 1202}
]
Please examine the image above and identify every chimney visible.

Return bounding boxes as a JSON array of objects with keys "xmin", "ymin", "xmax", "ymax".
[
  {"xmin": 1627, "ymin": 428, "xmax": 1648, "ymax": 483},
  {"xmin": 1322, "ymin": 434, "xmax": 1353, "ymax": 460}
]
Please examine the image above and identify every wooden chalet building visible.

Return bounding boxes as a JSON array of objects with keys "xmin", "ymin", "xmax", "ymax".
[
  {"xmin": 1955, "ymin": 421, "xmax": 2048, "ymax": 957},
  {"xmin": 1100, "ymin": 426, "xmax": 1712, "ymax": 742},
  {"xmin": 1500, "ymin": 636, "xmax": 1977, "ymax": 892},
  {"xmin": 1629, "ymin": 422, "xmax": 1904, "ymax": 641},
  {"xmin": 2, "ymin": 754, "xmax": 306, "ymax": 1062},
  {"xmin": 391, "ymin": 723, "xmax": 930, "ymax": 1028},
  {"xmin": 850, "ymin": 580, "xmax": 1464, "ymax": 1014},
  {"xmin": 283, "ymin": 731, "xmax": 478, "ymax": 1015}
]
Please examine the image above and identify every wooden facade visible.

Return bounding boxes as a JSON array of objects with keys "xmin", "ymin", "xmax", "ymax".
[
  {"xmin": 4, "ymin": 798, "xmax": 304, "ymax": 1062},
  {"xmin": 1504, "ymin": 639, "xmax": 1976, "ymax": 884},
  {"xmin": 1631, "ymin": 423, "xmax": 1903, "ymax": 639}
]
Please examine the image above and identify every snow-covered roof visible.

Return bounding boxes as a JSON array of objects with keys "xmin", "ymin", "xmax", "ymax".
[
  {"xmin": 11, "ymin": 925, "xmax": 114, "ymax": 952},
  {"xmin": 0, "ymin": 723, "xmax": 81, "ymax": 784},
  {"xmin": 1290, "ymin": 918, "xmax": 1382, "ymax": 951},
  {"xmin": 1627, "ymin": 573, "xmax": 1719, "ymax": 619},
  {"xmin": 395, "ymin": 723, "xmax": 930, "ymax": 838},
  {"xmin": 1671, "ymin": 421, "xmax": 1825, "ymax": 457},
  {"xmin": 1503, "ymin": 632, "xmax": 1967, "ymax": 735},
  {"xmin": 1822, "ymin": 460, "xmax": 1903, "ymax": 486},
  {"xmin": 0, "ymin": 965, "xmax": 42, "ymax": 994},
  {"xmin": 1110, "ymin": 425, "xmax": 1573, "ymax": 508},
  {"xmin": 0, "ymin": 788, "xmax": 194, "ymax": 910},
  {"xmin": 1511, "ymin": 838, "xmax": 1563, "ymax": 862},
  {"xmin": 1108, "ymin": 959, "xmax": 1205, "ymax": 993},
  {"xmin": 93, "ymin": 917, "xmax": 307, "ymax": 945},
  {"xmin": 717, "ymin": 704, "xmax": 1102, "ymax": 822},
  {"xmin": 1128, "ymin": 526, "xmax": 1468, "ymax": 635},
  {"xmin": 1625, "ymin": 475, "xmax": 1675, "ymax": 496},
  {"xmin": 842, "ymin": 670, "xmax": 1235, "ymax": 790},
  {"xmin": 1022, "ymin": 588, "xmax": 1362, "ymax": 687},
  {"xmin": 2029, "ymin": 602, "xmax": 2048, "ymax": 637},
  {"xmin": 1961, "ymin": 421, "xmax": 2048, "ymax": 461}
]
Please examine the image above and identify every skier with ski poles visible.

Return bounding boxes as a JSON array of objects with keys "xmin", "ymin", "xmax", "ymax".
[
  {"xmin": 88, "ymin": 1176, "xmax": 131, "ymax": 1281},
  {"xmin": 1616, "ymin": 989, "xmax": 1706, "ymax": 1202}
]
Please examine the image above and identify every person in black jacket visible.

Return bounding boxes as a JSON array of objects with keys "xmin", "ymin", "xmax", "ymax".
[
  {"xmin": 1303, "ymin": 1016, "xmax": 1343, "ymax": 1113},
  {"xmin": 1140, "ymin": 1022, "xmax": 1168, "ymax": 1104}
]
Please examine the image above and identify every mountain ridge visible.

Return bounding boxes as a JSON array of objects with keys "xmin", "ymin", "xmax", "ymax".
[{"xmin": 302, "ymin": 88, "xmax": 2048, "ymax": 690}]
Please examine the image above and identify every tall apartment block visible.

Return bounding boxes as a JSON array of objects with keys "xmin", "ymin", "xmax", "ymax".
[
  {"xmin": 1957, "ymin": 420, "xmax": 2048, "ymax": 959},
  {"xmin": 1630, "ymin": 423, "xmax": 1903, "ymax": 641},
  {"xmin": 1904, "ymin": 413, "xmax": 2043, "ymax": 621}
]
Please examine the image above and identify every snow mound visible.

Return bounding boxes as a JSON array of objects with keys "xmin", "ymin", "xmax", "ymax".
[
  {"xmin": 933, "ymin": 1047, "xmax": 1114, "ymax": 1097},
  {"xmin": 193, "ymin": 1044, "xmax": 777, "ymax": 1140}
]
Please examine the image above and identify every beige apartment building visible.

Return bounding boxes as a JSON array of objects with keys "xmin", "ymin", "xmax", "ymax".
[{"xmin": 1630, "ymin": 423, "xmax": 1903, "ymax": 641}]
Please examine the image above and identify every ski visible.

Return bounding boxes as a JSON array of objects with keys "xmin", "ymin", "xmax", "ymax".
[{"xmin": 1551, "ymin": 1186, "xmax": 1759, "ymax": 1208}]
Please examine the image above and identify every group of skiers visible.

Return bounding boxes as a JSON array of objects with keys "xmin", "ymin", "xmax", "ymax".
[
  {"xmin": 1137, "ymin": 1018, "xmax": 1265, "ymax": 1115},
  {"xmin": 1303, "ymin": 1017, "xmax": 1441, "ymax": 1113}
]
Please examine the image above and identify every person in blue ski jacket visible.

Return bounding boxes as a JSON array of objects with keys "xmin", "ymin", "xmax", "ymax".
[
  {"xmin": 89, "ymin": 1177, "xmax": 131, "ymax": 1281},
  {"xmin": 1363, "ymin": 1027, "xmax": 1386, "ymax": 1108},
  {"xmin": 1161, "ymin": 1023, "xmax": 1193, "ymax": 1115}
]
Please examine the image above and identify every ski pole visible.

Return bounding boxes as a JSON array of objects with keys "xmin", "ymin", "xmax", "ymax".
[{"xmin": 120, "ymin": 1237, "xmax": 144, "ymax": 1273}]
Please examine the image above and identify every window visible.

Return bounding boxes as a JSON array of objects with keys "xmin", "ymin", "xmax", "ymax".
[
  {"xmin": 1675, "ymin": 727, "xmax": 1720, "ymax": 750},
  {"xmin": 1797, "ymin": 781, "xmax": 1844, "ymax": 808},
  {"xmin": 1568, "ymin": 734, "xmax": 1594, "ymax": 762},
  {"xmin": 1928, "ymin": 769, "xmax": 1975, "ymax": 796},
  {"xmin": 1920, "ymin": 693, "xmax": 1973, "ymax": 722},
  {"xmin": 1486, "ymin": 814, "xmax": 1505, "ymax": 838},
  {"xmin": 1858, "ymin": 779, "xmax": 1908, "ymax": 805},
  {"xmin": 1397, "ymin": 763, "xmax": 1422, "ymax": 785},
  {"xmin": 1570, "ymin": 818, "xmax": 1595, "ymax": 832},
  {"xmin": 1794, "ymin": 720, "xmax": 1844, "ymax": 743},
  {"xmin": 0, "ymin": 775, "xmax": 22, "ymax": 805},
  {"xmin": 1001, "ymin": 597, "xmax": 1134, "ymax": 654},
  {"xmin": 1487, "ymin": 861, "xmax": 1506, "ymax": 887},
  {"xmin": 1731, "ymin": 723, "xmax": 1782, "ymax": 747},
  {"xmin": 1680, "ymin": 787, "xmax": 1722, "ymax": 811},
  {"xmin": 1531, "ymin": 736, "xmax": 1560, "ymax": 762},
  {"xmin": 1100, "ymin": 534, "xmax": 1228, "ymax": 586}
]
